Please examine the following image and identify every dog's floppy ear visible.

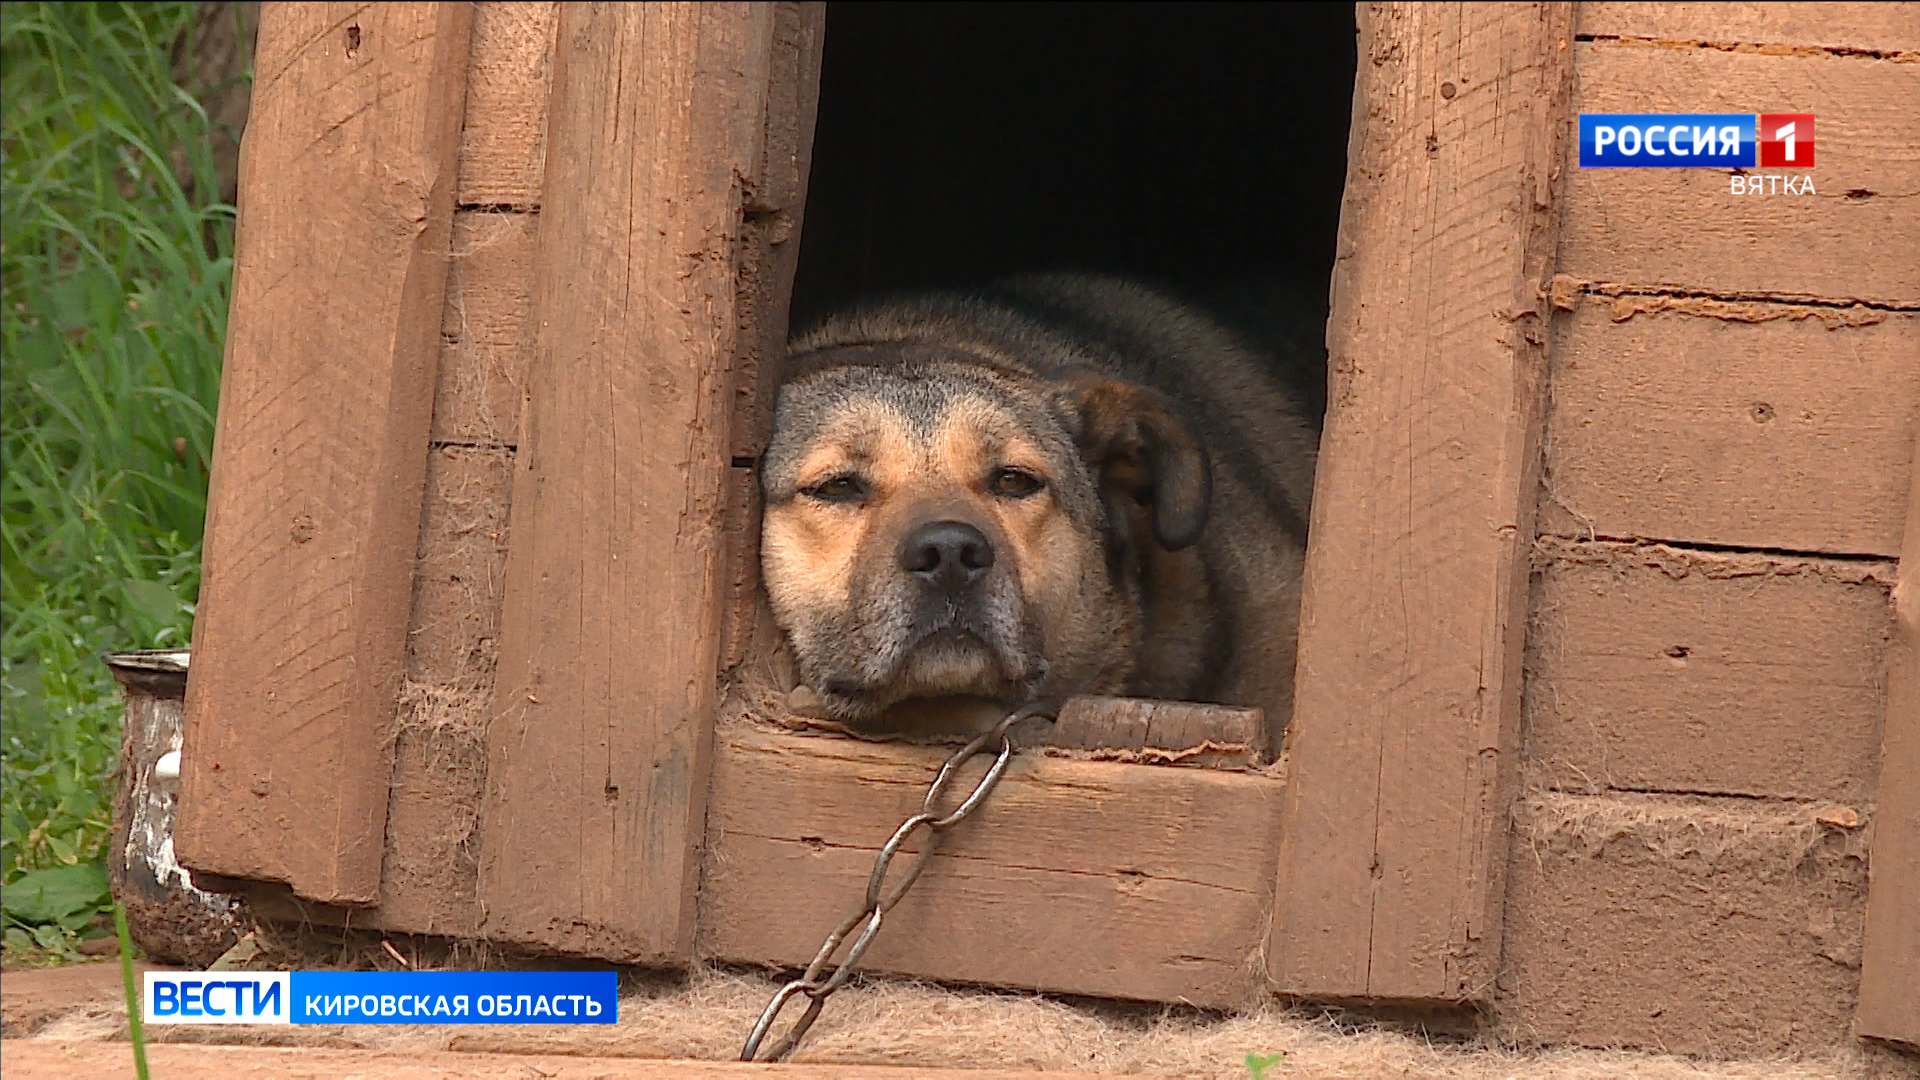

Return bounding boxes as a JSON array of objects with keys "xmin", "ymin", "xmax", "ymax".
[{"xmin": 1062, "ymin": 375, "xmax": 1211, "ymax": 551}]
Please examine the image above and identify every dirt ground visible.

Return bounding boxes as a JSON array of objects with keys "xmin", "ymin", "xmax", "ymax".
[{"xmin": 4, "ymin": 961, "xmax": 1914, "ymax": 1080}]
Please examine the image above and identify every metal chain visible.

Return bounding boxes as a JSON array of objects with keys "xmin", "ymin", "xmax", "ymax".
[{"xmin": 740, "ymin": 701, "xmax": 1055, "ymax": 1063}]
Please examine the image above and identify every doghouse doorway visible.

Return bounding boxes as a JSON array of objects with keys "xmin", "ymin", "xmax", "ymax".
[{"xmin": 789, "ymin": 1, "xmax": 1359, "ymax": 419}]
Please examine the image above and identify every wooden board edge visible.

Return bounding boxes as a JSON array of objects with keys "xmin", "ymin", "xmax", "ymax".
[
  {"xmin": 1266, "ymin": 0, "xmax": 1575, "ymax": 1003},
  {"xmin": 176, "ymin": 1, "xmax": 474, "ymax": 904},
  {"xmin": 474, "ymin": 3, "xmax": 781, "ymax": 964},
  {"xmin": 0, "ymin": 1042, "xmax": 1142, "ymax": 1080},
  {"xmin": 1856, "ymin": 424, "xmax": 1920, "ymax": 1047}
]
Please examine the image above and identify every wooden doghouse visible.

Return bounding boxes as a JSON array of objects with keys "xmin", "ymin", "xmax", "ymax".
[{"xmin": 173, "ymin": 1, "xmax": 1919, "ymax": 1057}]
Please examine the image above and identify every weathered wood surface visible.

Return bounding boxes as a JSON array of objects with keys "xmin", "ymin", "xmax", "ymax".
[
  {"xmin": 430, "ymin": 210, "xmax": 538, "ymax": 447},
  {"xmin": 1577, "ymin": 2, "xmax": 1920, "ymax": 53},
  {"xmin": 476, "ymin": 3, "xmax": 785, "ymax": 962},
  {"xmin": 701, "ymin": 727, "xmax": 1284, "ymax": 1009},
  {"xmin": 380, "ymin": 4, "xmax": 555, "ymax": 936},
  {"xmin": 456, "ymin": 2, "xmax": 558, "ymax": 209},
  {"xmin": 1540, "ymin": 303, "xmax": 1918, "ymax": 558},
  {"xmin": 1523, "ymin": 539, "xmax": 1893, "ymax": 803},
  {"xmin": 377, "ymin": 443, "xmax": 513, "ymax": 935},
  {"xmin": 0, "ymin": 1042, "xmax": 1128, "ymax": 1080},
  {"xmin": 729, "ymin": 1, "xmax": 825, "ymax": 462},
  {"xmin": 177, "ymin": 2, "xmax": 472, "ymax": 904},
  {"xmin": 718, "ymin": 2, "xmax": 825, "ymax": 677},
  {"xmin": 1857, "ymin": 427, "xmax": 1920, "ymax": 1047},
  {"xmin": 1560, "ymin": 41, "xmax": 1920, "ymax": 305},
  {"xmin": 1050, "ymin": 696, "xmax": 1265, "ymax": 767},
  {"xmin": 1268, "ymin": 2, "xmax": 1573, "ymax": 1003},
  {"xmin": 1, "ymin": 964, "xmax": 169, "ymax": 1037},
  {"xmin": 1499, "ymin": 792, "xmax": 1872, "ymax": 1055}
]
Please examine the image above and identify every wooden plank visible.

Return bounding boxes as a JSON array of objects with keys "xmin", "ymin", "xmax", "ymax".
[
  {"xmin": 1, "ymin": 964, "xmax": 170, "ymax": 1037},
  {"xmin": 0, "ymin": 1043, "xmax": 1131, "ymax": 1080},
  {"xmin": 728, "ymin": 1, "xmax": 825, "ymax": 462},
  {"xmin": 432, "ymin": 209, "xmax": 538, "ymax": 447},
  {"xmin": 1560, "ymin": 42, "xmax": 1920, "ymax": 306},
  {"xmin": 176, "ymin": 2, "xmax": 473, "ymax": 905},
  {"xmin": 1267, "ymin": 3, "xmax": 1573, "ymax": 1003},
  {"xmin": 457, "ymin": 2, "xmax": 557, "ymax": 208},
  {"xmin": 1857, "ymin": 428, "xmax": 1920, "ymax": 1047},
  {"xmin": 1050, "ymin": 696, "xmax": 1264, "ymax": 767},
  {"xmin": 374, "ymin": 444, "xmax": 513, "ymax": 935},
  {"xmin": 701, "ymin": 727, "xmax": 1284, "ymax": 1009},
  {"xmin": 476, "ymin": 3, "xmax": 777, "ymax": 963},
  {"xmin": 1540, "ymin": 302, "xmax": 1919, "ymax": 557},
  {"xmin": 380, "ymin": 3, "xmax": 555, "ymax": 933},
  {"xmin": 399, "ymin": 447, "xmax": 514, "ymax": 695},
  {"xmin": 1524, "ymin": 539, "xmax": 1893, "ymax": 803},
  {"xmin": 1578, "ymin": 2, "xmax": 1920, "ymax": 54},
  {"xmin": 717, "ymin": 2, "xmax": 825, "ymax": 677},
  {"xmin": 1499, "ymin": 792, "xmax": 1872, "ymax": 1055}
]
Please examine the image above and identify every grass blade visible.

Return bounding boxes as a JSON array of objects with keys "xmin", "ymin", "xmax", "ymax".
[{"xmin": 114, "ymin": 901, "xmax": 151, "ymax": 1080}]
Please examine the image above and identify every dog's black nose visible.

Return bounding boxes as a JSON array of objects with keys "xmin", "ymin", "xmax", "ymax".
[{"xmin": 899, "ymin": 520, "xmax": 995, "ymax": 591}]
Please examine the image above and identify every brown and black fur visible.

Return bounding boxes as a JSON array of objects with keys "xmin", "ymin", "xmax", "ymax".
[{"xmin": 760, "ymin": 274, "xmax": 1318, "ymax": 746}]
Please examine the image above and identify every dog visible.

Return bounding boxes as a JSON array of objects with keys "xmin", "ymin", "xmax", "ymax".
[{"xmin": 759, "ymin": 274, "xmax": 1319, "ymax": 748}]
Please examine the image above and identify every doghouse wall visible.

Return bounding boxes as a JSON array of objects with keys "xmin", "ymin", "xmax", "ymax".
[
  {"xmin": 188, "ymin": 0, "xmax": 1919, "ymax": 1058},
  {"xmin": 370, "ymin": 3, "xmax": 548, "ymax": 936},
  {"xmin": 1499, "ymin": 3, "xmax": 1918, "ymax": 1054}
]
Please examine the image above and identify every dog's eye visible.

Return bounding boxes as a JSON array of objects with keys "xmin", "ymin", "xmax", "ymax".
[
  {"xmin": 987, "ymin": 467, "xmax": 1045, "ymax": 499},
  {"xmin": 803, "ymin": 475, "xmax": 866, "ymax": 503}
]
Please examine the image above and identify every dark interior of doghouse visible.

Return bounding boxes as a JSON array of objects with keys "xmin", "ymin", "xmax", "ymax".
[{"xmin": 789, "ymin": 1, "xmax": 1358, "ymax": 420}]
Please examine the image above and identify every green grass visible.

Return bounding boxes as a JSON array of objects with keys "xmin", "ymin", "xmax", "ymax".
[
  {"xmin": 116, "ymin": 901, "xmax": 152, "ymax": 1078},
  {"xmin": 2, "ymin": 1, "xmax": 240, "ymax": 960}
]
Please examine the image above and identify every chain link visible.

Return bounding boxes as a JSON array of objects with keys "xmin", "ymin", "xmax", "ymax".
[{"xmin": 740, "ymin": 701, "xmax": 1055, "ymax": 1063}]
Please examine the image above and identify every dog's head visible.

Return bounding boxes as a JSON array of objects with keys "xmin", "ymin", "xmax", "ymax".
[{"xmin": 760, "ymin": 343, "xmax": 1210, "ymax": 723}]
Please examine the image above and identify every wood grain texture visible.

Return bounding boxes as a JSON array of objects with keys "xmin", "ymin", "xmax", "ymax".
[
  {"xmin": 476, "ymin": 3, "xmax": 778, "ymax": 963},
  {"xmin": 1560, "ymin": 41, "xmax": 1920, "ymax": 305},
  {"xmin": 0, "ymin": 1042, "xmax": 1132, "ymax": 1080},
  {"xmin": 432, "ymin": 210, "xmax": 537, "ymax": 447},
  {"xmin": 718, "ymin": 2, "xmax": 824, "ymax": 677},
  {"xmin": 375, "ymin": 5, "xmax": 552, "ymax": 936},
  {"xmin": 1051, "ymin": 696, "xmax": 1264, "ymax": 767},
  {"xmin": 374, "ymin": 444, "xmax": 512, "ymax": 935},
  {"xmin": 1498, "ymin": 792, "xmax": 1872, "ymax": 1055},
  {"xmin": 1524, "ymin": 539, "xmax": 1893, "ymax": 803},
  {"xmin": 701, "ymin": 727, "xmax": 1284, "ymax": 1009},
  {"xmin": 457, "ymin": 2, "xmax": 557, "ymax": 208},
  {"xmin": 399, "ymin": 446, "xmax": 514, "ymax": 698},
  {"xmin": 728, "ymin": 1, "xmax": 824, "ymax": 462},
  {"xmin": 1857, "ymin": 427, "xmax": 1920, "ymax": 1046},
  {"xmin": 1267, "ymin": 2, "xmax": 1573, "ymax": 1003},
  {"xmin": 176, "ymin": 2, "xmax": 472, "ymax": 904},
  {"xmin": 1540, "ymin": 303, "xmax": 1919, "ymax": 557},
  {"xmin": 1577, "ymin": 2, "xmax": 1920, "ymax": 54},
  {"xmin": 1, "ymin": 963, "xmax": 168, "ymax": 1037}
]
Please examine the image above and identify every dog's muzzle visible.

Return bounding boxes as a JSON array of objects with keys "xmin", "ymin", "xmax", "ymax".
[
  {"xmin": 896, "ymin": 518, "xmax": 1009, "ymax": 650},
  {"xmin": 898, "ymin": 519, "xmax": 995, "ymax": 594},
  {"xmin": 811, "ymin": 516, "xmax": 1044, "ymax": 718}
]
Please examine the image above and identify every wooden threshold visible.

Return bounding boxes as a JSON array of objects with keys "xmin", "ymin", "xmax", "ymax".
[{"xmin": 699, "ymin": 725, "xmax": 1284, "ymax": 1009}]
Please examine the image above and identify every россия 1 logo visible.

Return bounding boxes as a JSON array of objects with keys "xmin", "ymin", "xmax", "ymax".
[
  {"xmin": 1580, "ymin": 114, "xmax": 1814, "ymax": 168},
  {"xmin": 1758, "ymin": 113, "xmax": 1814, "ymax": 167}
]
